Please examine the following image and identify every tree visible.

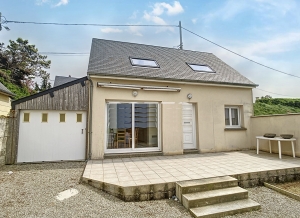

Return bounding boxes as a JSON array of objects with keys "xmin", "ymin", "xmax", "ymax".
[
  {"xmin": 34, "ymin": 74, "xmax": 52, "ymax": 92},
  {"xmin": 0, "ymin": 38, "xmax": 51, "ymax": 96}
]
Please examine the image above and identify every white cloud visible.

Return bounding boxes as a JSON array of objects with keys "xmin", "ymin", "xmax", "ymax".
[
  {"xmin": 203, "ymin": 1, "xmax": 248, "ymax": 23},
  {"xmin": 128, "ymin": 26, "xmax": 143, "ymax": 36},
  {"xmin": 36, "ymin": 0, "xmax": 69, "ymax": 6},
  {"xmin": 202, "ymin": 0, "xmax": 296, "ymax": 23},
  {"xmin": 152, "ymin": 1, "xmax": 184, "ymax": 16},
  {"xmin": 255, "ymin": 0, "xmax": 296, "ymax": 15},
  {"xmin": 143, "ymin": 11, "xmax": 173, "ymax": 32},
  {"xmin": 237, "ymin": 32, "xmax": 300, "ymax": 56},
  {"xmin": 142, "ymin": 1, "xmax": 183, "ymax": 32},
  {"xmin": 35, "ymin": 0, "xmax": 49, "ymax": 5},
  {"xmin": 55, "ymin": 0, "xmax": 69, "ymax": 7},
  {"xmin": 143, "ymin": 12, "xmax": 167, "ymax": 25},
  {"xmin": 192, "ymin": 18, "xmax": 197, "ymax": 24},
  {"xmin": 130, "ymin": 11, "xmax": 139, "ymax": 19},
  {"xmin": 100, "ymin": 28, "xmax": 123, "ymax": 33}
]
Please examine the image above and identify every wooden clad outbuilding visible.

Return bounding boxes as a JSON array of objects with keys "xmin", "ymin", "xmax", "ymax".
[{"xmin": 6, "ymin": 77, "xmax": 89, "ymax": 164}]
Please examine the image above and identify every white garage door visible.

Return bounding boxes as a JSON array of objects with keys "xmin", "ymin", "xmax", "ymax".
[{"xmin": 17, "ymin": 110, "xmax": 86, "ymax": 163}]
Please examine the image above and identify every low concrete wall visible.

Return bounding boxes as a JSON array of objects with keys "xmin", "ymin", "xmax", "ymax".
[
  {"xmin": 251, "ymin": 114, "xmax": 300, "ymax": 157},
  {"xmin": 0, "ymin": 116, "xmax": 8, "ymax": 165},
  {"xmin": 82, "ymin": 167, "xmax": 300, "ymax": 201}
]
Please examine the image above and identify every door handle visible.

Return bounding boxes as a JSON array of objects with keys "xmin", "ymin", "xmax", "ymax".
[{"xmin": 81, "ymin": 129, "xmax": 83, "ymax": 134}]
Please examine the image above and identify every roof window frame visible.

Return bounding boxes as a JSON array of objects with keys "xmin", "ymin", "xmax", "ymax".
[
  {"xmin": 186, "ymin": 63, "xmax": 215, "ymax": 73},
  {"xmin": 129, "ymin": 57, "xmax": 160, "ymax": 68}
]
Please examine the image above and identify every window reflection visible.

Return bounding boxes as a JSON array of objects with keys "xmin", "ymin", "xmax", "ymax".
[{"xmin": 107, "ymin": 103, "xmax": 158, "ymax": 149}]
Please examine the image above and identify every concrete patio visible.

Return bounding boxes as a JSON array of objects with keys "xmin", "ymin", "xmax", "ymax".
[{"xmin": 81, "ymin": 150, "xmax": 300, "ymax": 201}]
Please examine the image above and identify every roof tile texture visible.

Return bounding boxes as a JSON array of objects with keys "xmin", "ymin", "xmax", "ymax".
[{"xmin": 88, "ymin": 38, "xmax": 256, "ymax": 87}]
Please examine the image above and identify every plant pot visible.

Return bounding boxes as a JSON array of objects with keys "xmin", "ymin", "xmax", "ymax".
[
  {"xmin": 264, "ymin": 133, "xmax": 276, "ymax": 138},
  {"xmin": 280, "ymin": 134, "xmax": 293, "ymax": 139}
]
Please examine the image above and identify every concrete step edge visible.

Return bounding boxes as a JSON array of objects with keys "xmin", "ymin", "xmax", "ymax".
[
  {"xmin": 190, "ymin": 199, "xmax": 261, "ymax": 218},
  {"xmin": 182, "ymin": 186, "xmax": 247, "ymax": 201},
  {"xmin": 182, "ymin": 187, "xmax": 248, "ymax": 209},
  {"xmin": 176, "ymin": 176, "xmax": 237, "ymax": 188}
]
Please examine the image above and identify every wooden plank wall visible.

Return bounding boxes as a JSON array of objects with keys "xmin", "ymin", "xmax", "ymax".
[
  {"xmin": 15, "ymin": 81, "xmax": 89, "ymax": 111},
  {"xmin": 5, "ymin": 113, "xmax": 16, "ymax": 165},
  {"xmin": 6, "ymin": 80, "xmax": 89, "ymax": 164}
]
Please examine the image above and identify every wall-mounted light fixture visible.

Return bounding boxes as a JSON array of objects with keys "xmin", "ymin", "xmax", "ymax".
[
  {"xmin": 187, "ymin": 93, "xmax": 192, "ymax": 99},
  {"xmin": 132, "ymin": 91, "xmax": 138, "ymax": 97}
]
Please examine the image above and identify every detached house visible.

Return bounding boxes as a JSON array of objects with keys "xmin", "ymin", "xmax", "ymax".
[
  {"xmin": 87, "ymin": 39, "xmax": 257, "ymax": 160},
  {"xmin": 8, "ymin": 38, "xmax": 257, "ymax": 164}
]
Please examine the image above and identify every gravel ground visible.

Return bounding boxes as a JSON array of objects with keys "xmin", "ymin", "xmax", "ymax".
[
  {"xmin": 0, "ymin": 162, "xmax": 300, "ymax": 218},
  {"xmin": 225, "ymin": 186, "xmax": 300, "ymax": 218}
]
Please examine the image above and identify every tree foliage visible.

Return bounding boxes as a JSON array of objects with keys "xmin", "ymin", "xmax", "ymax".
[
  {"xmin": 0, "ymin": 38, "xmax": 51, "ymax": 98},
  {"xmin": 0, "ymin": 69, "xmax": 30, "ymax": 99}
]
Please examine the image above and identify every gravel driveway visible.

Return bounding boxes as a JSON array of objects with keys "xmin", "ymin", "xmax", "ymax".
[{"xmin": 1, "ymin": 162, "xmax": 300, "ymax": 218}]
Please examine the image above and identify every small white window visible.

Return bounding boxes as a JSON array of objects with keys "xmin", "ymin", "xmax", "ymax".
[
  {"xmin": 23, "ymin": 113, "xmax": 30, "ymax": 122},
  {"xmin": 187, "ymin": 63, "xmax": 215, "ymax": 73},
  {"xmin": 42, "ymin": 113, "xmax": 48, "ymax": 123},
  {"xmin": 77, "ymin": 114, "xmax": 82, "ymax": 122},
  {"xmin": 225, "ymin": 107, "xmax": 240, "ymax": 127},
  {"xmin": 130, "ymin": 57, "xmax": 159, "ymax": 68},
  {"xmin": 60, "ymin": 113, "xmax": 66, "ymax": 123}
]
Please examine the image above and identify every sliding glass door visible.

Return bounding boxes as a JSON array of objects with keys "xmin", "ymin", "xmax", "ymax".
[{"xmin": 106, "ymin": 102, "xmax": 160, "ymax": 152}]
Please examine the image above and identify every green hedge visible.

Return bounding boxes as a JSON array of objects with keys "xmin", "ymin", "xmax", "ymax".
[
  {"xmin": 256, "ymin": 98, "xmax": 300, "ymax": 108},
  {"xmin": 254, "ymin": 102, "xmax": 300, "ymax": 116}
]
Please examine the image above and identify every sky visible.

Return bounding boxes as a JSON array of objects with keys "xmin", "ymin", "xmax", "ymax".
[{"xmin": 1, "ymin": 0, "xmax": 300, "ymax": 99}]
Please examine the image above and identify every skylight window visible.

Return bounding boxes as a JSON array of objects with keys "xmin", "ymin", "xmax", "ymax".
[
  {"xmin": 187, "ymin": 63, "xmax": 215, "ymax": 73},
  {"xmin": 130, "ymin": 58, "xmax": 159, "ymax": 68}
]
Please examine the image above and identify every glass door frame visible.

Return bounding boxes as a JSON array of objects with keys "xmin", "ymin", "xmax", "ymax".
[{"xmin": 104, "ymin": 101, "xmax": 161, "ymax": 154}]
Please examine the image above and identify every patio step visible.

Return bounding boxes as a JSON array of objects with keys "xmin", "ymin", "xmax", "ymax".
[
  {"xmin": 182, "ymin": 186, "xmax": 248, "ymax": 209},
  {"xmin": 190, "ymin": 199, "xmax": 261, "ymax": 218},
  {"xmin": 176, "ymin": 176, "xmax": 238, "ymax": 202},
  {"xmin": 176, "ymin": 176, "xmax": 260, "ymax": 218},
  {"xmin": 183, "ymin": 149, "xmax": 199, "ymax": 154},
  {"xmin": 104, "ymin": 151, "xmax": 163, "ymax": 159}
]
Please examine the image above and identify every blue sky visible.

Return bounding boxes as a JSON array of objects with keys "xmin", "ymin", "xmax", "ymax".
[{"xmin": 1, "ymin": 0, "xmax": 300, "ymax": 99}]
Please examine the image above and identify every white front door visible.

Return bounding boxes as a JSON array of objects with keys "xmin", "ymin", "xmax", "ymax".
[
  {"xmin": 17, "ymin": 110, "xmax": 86, "ymax": 163},
  {"xmin": 182, "ymin": 103, "xmax": 196, "ymax": 149}
]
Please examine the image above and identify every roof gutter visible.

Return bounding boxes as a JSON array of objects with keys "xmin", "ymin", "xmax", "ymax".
[{"xmin": 88, "ymin": 73, "xmax": 258, "ymax": 89}]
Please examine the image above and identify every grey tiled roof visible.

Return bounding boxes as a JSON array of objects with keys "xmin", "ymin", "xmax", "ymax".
[
  {"xmin": 0, "ymin": 81, "xmax": 14, "ymax": 97},
  {"xmin": 88, "ymin": 38, "xmax": 257, "ymax": 87},
  {"xmin": 54, "ymin": 76, "xmax": 78, "ymax": 87}
]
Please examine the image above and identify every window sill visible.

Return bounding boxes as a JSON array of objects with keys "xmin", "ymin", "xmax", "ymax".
[{"xmin": 224, "ymin": 127, "xmax": 247, "ymax": 131}]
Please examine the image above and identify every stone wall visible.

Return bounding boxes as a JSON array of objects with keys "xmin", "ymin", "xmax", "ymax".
[{"xmin": 0, "ymin": 116, "xmax": 8, "ymax": 165}]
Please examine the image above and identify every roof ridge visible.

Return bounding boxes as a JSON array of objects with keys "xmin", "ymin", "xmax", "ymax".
[{"xmin": 92, "ymin": 38, "xmax": 213, "ymax": 55}]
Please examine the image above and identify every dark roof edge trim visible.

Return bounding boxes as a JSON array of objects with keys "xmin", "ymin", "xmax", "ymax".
[
  {"xmin": 88, "ymin": 73, "xmax": 258, "ymax": 88},
  {"xmin": 12, "ymin": 76, "xmax": 88, "ymax": 109}
]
